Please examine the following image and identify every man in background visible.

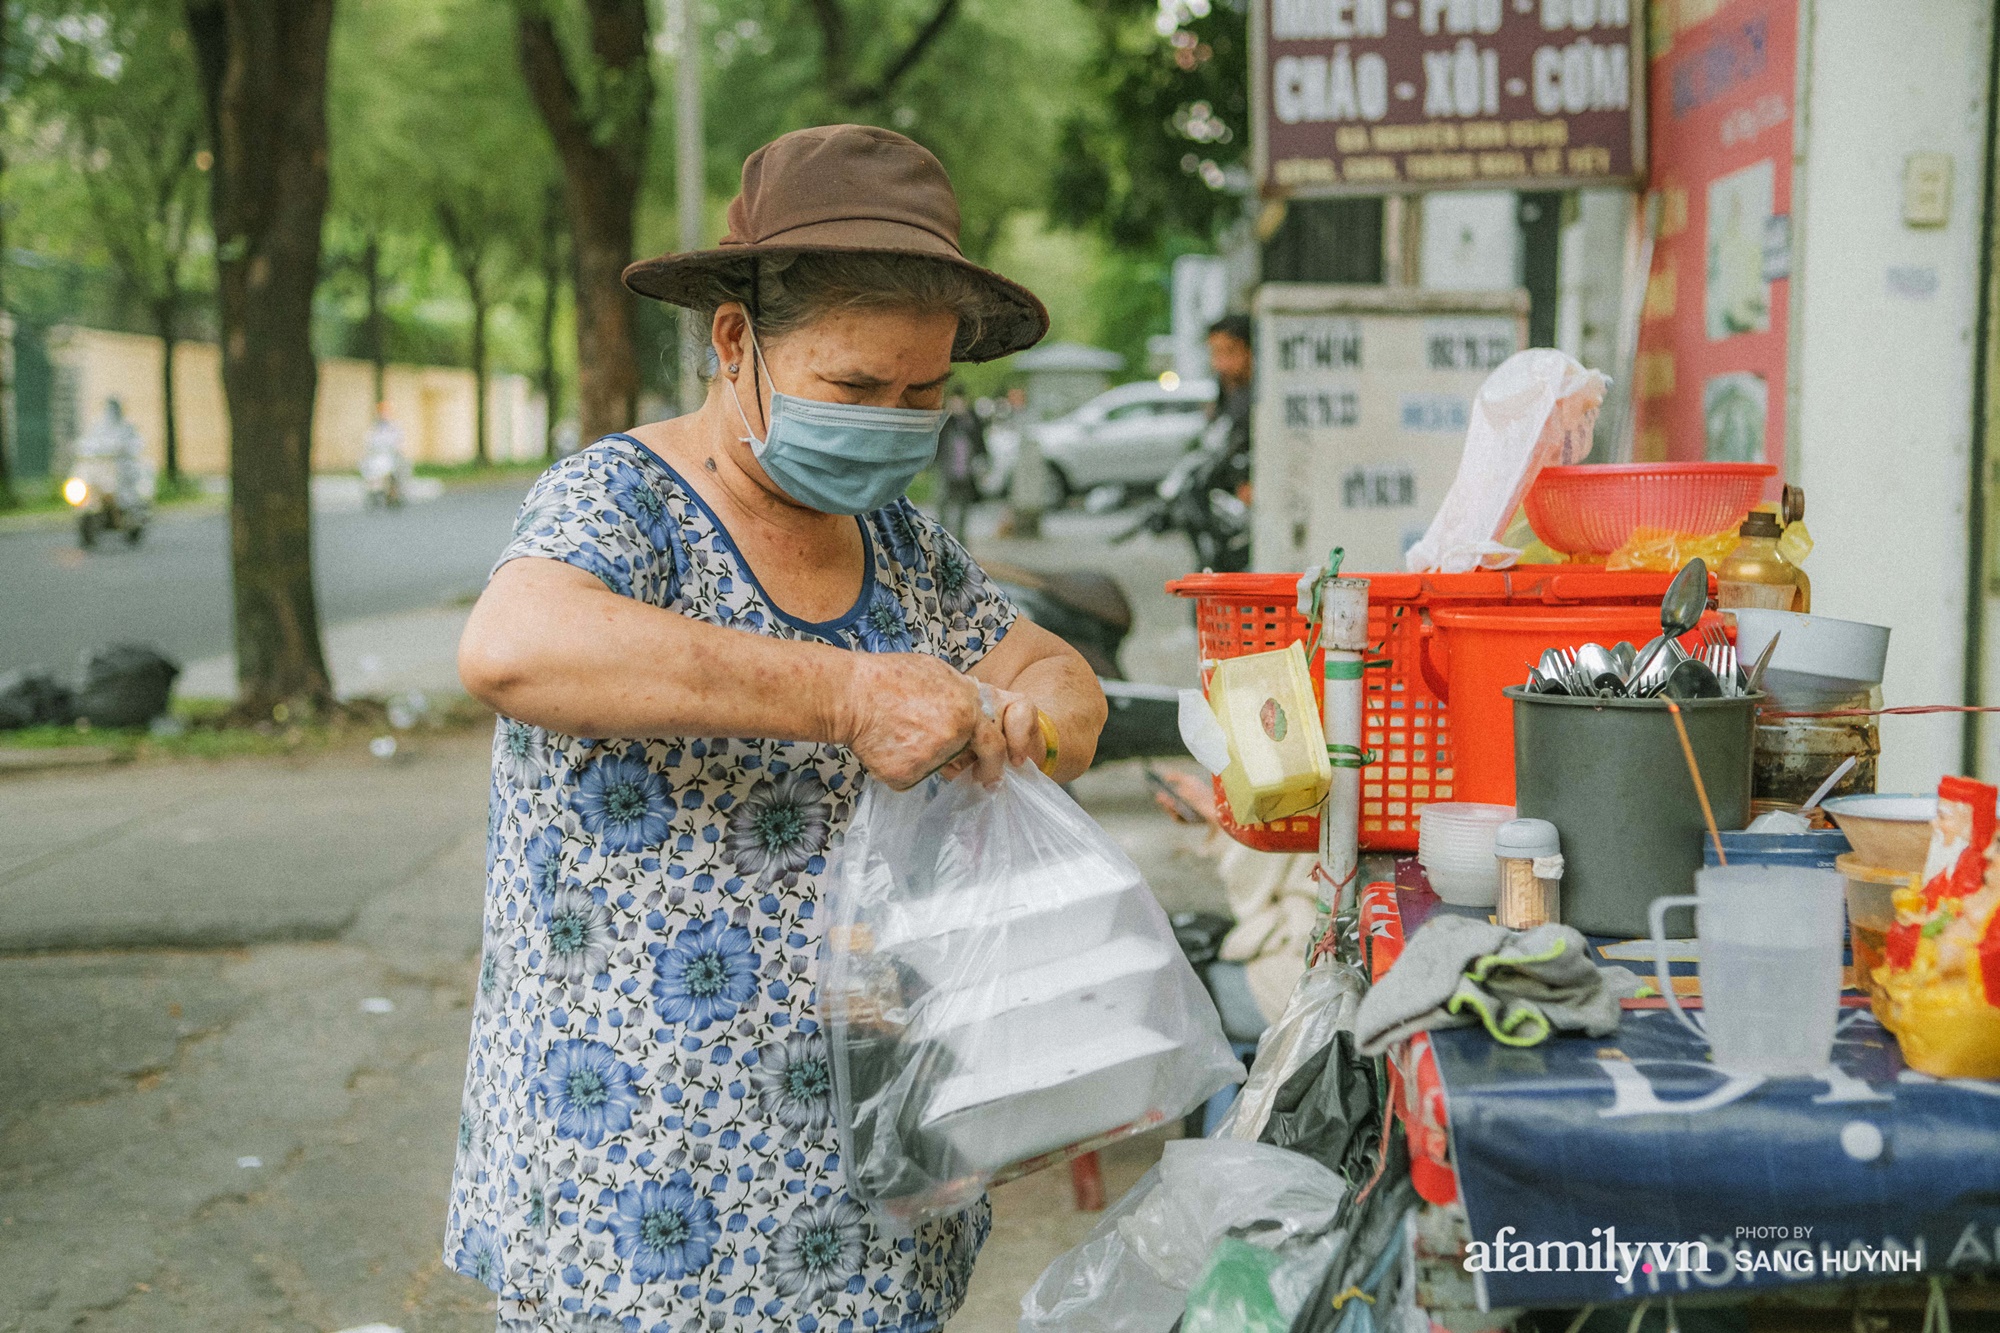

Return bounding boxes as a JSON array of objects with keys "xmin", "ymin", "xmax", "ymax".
[
  {"xmin": 938, "ymin": 384, "xmax": 988, "ymax": 538},
  {"xmin": 1205, "ymin": 314, "xmax": 1254, "ymax": 498}
]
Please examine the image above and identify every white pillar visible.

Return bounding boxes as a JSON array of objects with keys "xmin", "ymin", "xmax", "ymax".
[{"xmin": 1791, "ymin": 0, "xmax": 1995, "ymax": 788}]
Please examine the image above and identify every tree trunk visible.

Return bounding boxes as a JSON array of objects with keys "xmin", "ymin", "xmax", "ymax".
[
  {"xmin": 469, "ymin": 270, "xmax": 489, "ymax": 467},
  {"xmin": 155, "ymin": 296, "xmax": 181, "ymax": 486},
  {"xmin": 0, "ymin": 6, "xmax": 15, "ymax": 511},
  {"xmin": 186, "ymin": 0, "xmax": 336, "ymax": 718},
  {"xmin": 540, "ymin": 183, "xmax": 563, "ymax": 460},
  {"xmin": 516, "ymin": 2, "xmax": 650, "ymax": 445},
  {"xmin": 363, "ymin": 232, "xmax": 385, "ymax": 406}
]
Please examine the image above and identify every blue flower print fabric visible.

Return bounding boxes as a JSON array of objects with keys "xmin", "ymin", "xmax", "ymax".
[{"xmin": 446, "ymin": 435, "xmax": 1016, "ymax": 1332}]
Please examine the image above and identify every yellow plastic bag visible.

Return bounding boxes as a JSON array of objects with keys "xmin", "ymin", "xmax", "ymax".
[
  {"xmin": 1207, "ymin": 643, "xmax": 1331, "ymax": 825},
  {"xmin": 1605, "ymin": 524, "xmax": 1740, "ymax": 572}
]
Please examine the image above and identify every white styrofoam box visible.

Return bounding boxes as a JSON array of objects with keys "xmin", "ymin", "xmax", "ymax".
[
  {"xmin": 875, "ymin": 855, "xmax": 1151, "ymax": 983},
  {"xmin": 918, "ymin": 1023, "xmax": 1182, "ymax": 1172},
  {"xmin": 907, "ymin": 936, "xmax": 1180, "ymax": 1059}
]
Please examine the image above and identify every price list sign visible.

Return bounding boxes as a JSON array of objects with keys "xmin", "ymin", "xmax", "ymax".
[{"xmin": 1253, "ymin": 0, "xmax": 1646, "ymax": 194}]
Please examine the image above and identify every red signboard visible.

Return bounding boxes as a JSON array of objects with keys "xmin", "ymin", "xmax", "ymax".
[
  {"xmin": 1253, "ymin": 0, "xmax": 1646, "ymax": 195},
  {"xmin": 1630, "ymin": 0, "xmax": 1797, "ymax": 471}
]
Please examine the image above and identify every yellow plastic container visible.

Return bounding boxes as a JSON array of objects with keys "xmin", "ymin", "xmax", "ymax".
[{"xmin": 1207, "ymin": 642, "xmax": 1331, "ymax": 825}]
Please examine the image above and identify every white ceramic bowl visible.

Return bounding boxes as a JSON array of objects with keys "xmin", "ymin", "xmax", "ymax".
[{"xmin": 1731, "ymin": 609, "xmax": 1890, "ymax": 704}]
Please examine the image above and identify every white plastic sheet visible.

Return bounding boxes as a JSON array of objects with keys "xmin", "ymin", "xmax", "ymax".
[
  {"xmin": 1405, "ymin": 348, "xmax": 1608, "ymax": 574},
  {"xmin": 823, "ymin": 765, "xmax": 1239, "ymax": 1228}
]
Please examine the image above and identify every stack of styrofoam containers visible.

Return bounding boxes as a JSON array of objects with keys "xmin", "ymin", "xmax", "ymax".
[{"xmin": 860, "ymin": 847, "xmax": 1195, "ymax": 1178}]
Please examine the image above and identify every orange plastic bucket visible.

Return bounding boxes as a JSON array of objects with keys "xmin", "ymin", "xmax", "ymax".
[{"xmin": 1419, "ymin": 606, "xmax": 1691, "ymax": 805}]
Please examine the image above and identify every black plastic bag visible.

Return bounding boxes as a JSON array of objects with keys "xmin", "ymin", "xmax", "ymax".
[
  {"xmin": 0, "ymin": 668, "xmax": 76, "ymax": 729},
  {"xmin": 74, "ymin": 644, "xmax": 180, "ymax": 727},
  {"xmin": 1259, "ymin": 1030, "xmax": 1383, "ymax": 1189}
]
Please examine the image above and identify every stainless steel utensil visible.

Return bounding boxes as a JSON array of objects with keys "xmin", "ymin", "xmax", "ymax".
[
  {"xmin": 1661, "ymin": 656, "xmax": 1725, "ymax": 701},
  {"xmin": 1745, "ymin": 630, "xmax": 1781, "ymax": 696},
  {"xmin": 1577, "ymin": 642, "xmax": 1623, "ymax": 694},
  {"xmin": 1630, "ymin": 558, "xmax": 1711, "ymax": 685}
]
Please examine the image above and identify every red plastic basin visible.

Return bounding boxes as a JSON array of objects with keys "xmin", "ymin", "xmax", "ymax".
[{"xmin": 1526, "ymin": 462, "xmax": 1776, "ymax": 556}]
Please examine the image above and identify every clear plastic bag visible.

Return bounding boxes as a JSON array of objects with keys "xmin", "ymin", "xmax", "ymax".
[
  {"xmin": 824, "ymin": 764, "xmax": 1240, "ymax": 1227},
  {"xmin": 1019, "ymin": 1139, "xmax": 1351, "ymax": 1333}
]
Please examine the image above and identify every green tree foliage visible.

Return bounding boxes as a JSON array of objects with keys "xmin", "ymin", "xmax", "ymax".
[
  {"xmin": 689, "ymin": 0, "xmax": 1092, "ymax": 265},
  {"xmin": 329, "ymin": 0, "xmax": 558, "ymax": 462},
  {"xmin": 14, "ymin": 0, "xmax": 210, "ymax": 480},
  {"xmin": 1049, "ymin": 0, "xmax": 1249, "ymax": 252}
]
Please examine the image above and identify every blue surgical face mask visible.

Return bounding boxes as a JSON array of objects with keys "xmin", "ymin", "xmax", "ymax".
[{"xmin": 728, "ymin": 328, "xmax": 945, "ymax": 515}]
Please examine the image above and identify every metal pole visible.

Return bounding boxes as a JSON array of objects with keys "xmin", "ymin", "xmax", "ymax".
[{"xmin": 675, "ymin": 0, "xmax": 705, "ymax": 416}]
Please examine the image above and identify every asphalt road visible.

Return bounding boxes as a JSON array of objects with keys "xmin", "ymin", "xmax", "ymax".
[{"xmin": 0, "ymin": 478, "xmax": 534, "ymax": 678}]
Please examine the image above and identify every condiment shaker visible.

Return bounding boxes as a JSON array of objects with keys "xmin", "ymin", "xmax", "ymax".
[{"xmin": 1495, "ymin": 818, "xmax": 1563, "ymax": 929}]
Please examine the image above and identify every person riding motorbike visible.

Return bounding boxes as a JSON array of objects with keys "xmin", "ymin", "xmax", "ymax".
[
  {"xmin": 64, "ymin": 397, "xmax": 154, "ymax": 548},
  {"xmin": 360, "ymin": 402, "xmax": 413, "ymax": 507}
]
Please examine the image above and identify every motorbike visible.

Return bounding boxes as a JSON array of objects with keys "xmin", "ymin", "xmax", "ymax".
[
  {"xmin": 1114, "ymin": 417, "xmax": 1251, "ymax": 574},
  {"xmin": 63, "ymin": 455, "xmax": 153, "ymax": 548},
  {"xmin": 360, "ymin": 444, "xmax": 411, "ymax": 507},
  {"xmin": 982, "ymin": 560, "xmax": 1185, "ymax": 766}
]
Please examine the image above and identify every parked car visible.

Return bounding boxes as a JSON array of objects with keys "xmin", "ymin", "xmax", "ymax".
[{"xmin": 1028, "ymin": 377, "xmax": 1217, "ymax": 501}]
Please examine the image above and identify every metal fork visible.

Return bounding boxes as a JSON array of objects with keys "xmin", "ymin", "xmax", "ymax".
[{"xmin": 1702, "ymin": 643, "xmax": 1741, "ymax": 696}]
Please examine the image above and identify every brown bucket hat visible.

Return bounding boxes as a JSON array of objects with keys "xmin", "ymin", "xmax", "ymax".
[{"xmin": 622, "ymin": 124, "xmax": 1048, "ymax": 363}]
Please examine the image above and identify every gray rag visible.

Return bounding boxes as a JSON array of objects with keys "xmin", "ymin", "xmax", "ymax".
[{"xmin": 1355, "ymin": 915, "xmax": 1641, "ymax": 1056}]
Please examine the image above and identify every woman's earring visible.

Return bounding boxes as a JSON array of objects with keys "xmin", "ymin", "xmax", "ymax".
[{"xmin": 727, "ymin": 363, "xmax": 740, "ymax": 374}]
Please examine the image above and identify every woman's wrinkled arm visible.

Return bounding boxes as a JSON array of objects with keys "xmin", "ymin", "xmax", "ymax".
[{"xmin": 459, "ymin": 557, "xmax": 984, "ymax": 787}]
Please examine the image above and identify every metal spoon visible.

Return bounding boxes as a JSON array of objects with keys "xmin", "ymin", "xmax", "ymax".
[
  {"xmin": 1660, "ymin": 655, "xmax": 1724, "ymax": 701},
  {"xmin": 1630, "ymin": 558, "xmax": 1710, "ymax": 686},
  {"xmin": 1611, "ymin": 641, "xmax": 1638, "ymax": 681},
  {"xmin": 1576, "ymin": 642, "xmax": 1623, "ymax": 694}
]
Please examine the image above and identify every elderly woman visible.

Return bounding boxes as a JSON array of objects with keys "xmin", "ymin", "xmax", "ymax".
[{"xmin": 443, "ymin": 125, "xmax": 1106, "ymax": 1331}]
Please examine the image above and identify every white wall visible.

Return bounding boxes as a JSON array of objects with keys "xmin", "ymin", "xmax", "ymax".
[
  {"xmin": 1791, "ymin": 0, "xmax": 1994, "ymax": 789},
  {"xmin": 1556, "ymin": 189, "xmax": 1633, "ymax": 374},
  {"xmin": 1420, "ymin": 191, "xmax": 1519, "ymax": 291}
]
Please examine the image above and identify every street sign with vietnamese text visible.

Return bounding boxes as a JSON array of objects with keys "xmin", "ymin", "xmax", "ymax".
[{"xmin": 1252, "ymin": 0, "xmax": 1646, "ymax": 195}]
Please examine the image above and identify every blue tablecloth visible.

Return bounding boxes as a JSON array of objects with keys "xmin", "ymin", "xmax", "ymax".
[{"xmin": 1397, "ymin": 875, "xmax": 2000, "ymax": 1308}]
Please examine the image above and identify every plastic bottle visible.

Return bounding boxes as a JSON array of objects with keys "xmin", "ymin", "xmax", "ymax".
[
  {"xmin": 1495, "ymin": 818, "xmax": 1563, "ymax": 929},
  {"xmin": 1718, "ymin": 506, "xmax": 1811, "ymax": 612}
]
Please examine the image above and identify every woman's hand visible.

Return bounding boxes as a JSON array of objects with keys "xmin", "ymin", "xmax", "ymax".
[
  {"xmin": 937, "ymin": 685, "xmax": 1046, "ymax": 784},
  {"xmin": 833, "ymin": 652, "xmax": 983, "ymax": 789},
  {"xmin": 832, "ymin": 655, "xmax": 1047, "ymax": 789}
]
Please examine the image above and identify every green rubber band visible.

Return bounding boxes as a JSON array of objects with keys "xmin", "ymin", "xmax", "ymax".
[
  {"xmin": 1327, "ymin": 743, "xmax": 1376, "ymax": 769},
  {"xmin": 1325, "ymin": 659, "xmax": 1366, "ymax": 680}
]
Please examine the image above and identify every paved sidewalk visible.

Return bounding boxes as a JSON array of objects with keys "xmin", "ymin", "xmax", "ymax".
[
  {"xmin": 0, "ymin": 502, "xmax": 1229, "ymax": 1331},
  {"xmin": 176, "ymin": 603, "xmax": 474, "ymax": 703},
  {"xmin": 0, "ymin": 746, "xmax": 1222, "ymax": 1333}
]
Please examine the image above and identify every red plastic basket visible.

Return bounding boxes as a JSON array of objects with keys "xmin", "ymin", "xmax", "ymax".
[
  {"xmin": 1525, "ymin": 462, "xmax": 1775, "ymax": 556},
  {"xmin": 1167, "ymin": 567, "xmax": 1681, "ymax": 853}
]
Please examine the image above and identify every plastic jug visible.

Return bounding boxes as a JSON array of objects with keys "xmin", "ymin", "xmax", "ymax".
[
  {"xmin": 1648, "ymin": 866, "xmax": 1845, "ymax": 1076},
  {"xmin": 1207, "ymin": 642, "xmax": 1331, "ymax": 825}
]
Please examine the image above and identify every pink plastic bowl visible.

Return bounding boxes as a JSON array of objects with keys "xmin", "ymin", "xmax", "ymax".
[{"xmin": 1525, "ymin": 462, "xmax": 1777, "ymax": 556}]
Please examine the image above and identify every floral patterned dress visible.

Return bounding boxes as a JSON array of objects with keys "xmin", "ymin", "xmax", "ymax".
[{"xmin": 445, "ymin": 434, "xmax": 1018, "ymax": 1332}]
